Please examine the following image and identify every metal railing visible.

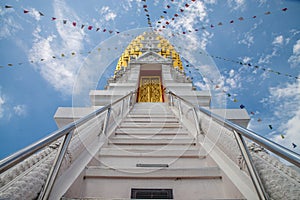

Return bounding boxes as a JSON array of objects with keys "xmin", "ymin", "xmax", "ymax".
[
  {"xmin": 0, "ymin": 90, "xmax": 137, "ymax": 199},
  {"xmin": 166, "ymin": 89, "xmax": 300, "ymax": 200}
]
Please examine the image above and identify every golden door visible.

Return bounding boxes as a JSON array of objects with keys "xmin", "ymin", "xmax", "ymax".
[{"xmin": 138, "ymin": 76, "xmax": 163, "ymax": 102}]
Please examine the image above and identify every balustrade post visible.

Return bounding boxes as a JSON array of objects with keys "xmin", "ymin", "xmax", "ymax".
[
  {"xmin": 193, "ymin": 107, "xmax": 201, "ymax": 141},
  {"xmin": 232, "ymin": 130, "xmax": 268, "ymax": 200},
  {"xmin": 178, "ymin": 99, "xmax": 182, "ymax": 120},
  {"xmin": 39, "ymin": 130, "xmax": 74, "ymax": 200},
  {"xmin": 121, "ymin": 99, "xmax": 124, "ymax": 117},
  {"xmin": 102, "ymin": 106, "xmax": 111, "ymax": 136}
]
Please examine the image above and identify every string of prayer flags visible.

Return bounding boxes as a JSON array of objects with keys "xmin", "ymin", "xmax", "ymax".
[
  {"xmin": 142, "ymin": 1, "xmax": 153, "ymax": 28},
  {"xmin": 158, "ymin": 6, "xmax": 288, "ymax": 33},
  {"xmin": 190, "ymin": 49, "xmax": 299, "ymax": 80}
]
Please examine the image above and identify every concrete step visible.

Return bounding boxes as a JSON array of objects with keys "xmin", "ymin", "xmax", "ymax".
[
  {"xmin": 127, "ymin": 114, "xmax": 176, "ymax": 118},
  {"xmin": 84, "ymin": 166, "xmax": 222, "ymax": 179},
  {"xmin": 112, "ymin": 135, "xmax": 192, "ymax": 140},
  {"xmin": 103, "ymin": 144, "xmax": 200, "ymax": 151},
  {"xmin": 108, "ymin": 138, "xmax": 196, "ymax": 145},
  {"xmin": 123, "ymin": 118, "xmax": 179, "ymax": 123},
  {"xmin": 129, "ymin": 111, "xmax": 174, "ymax": 116},
  {"xmin": 115, "ymin": 127, "xmax": 188, "ymax": 135},
  {"xmin": 99, "ymin": 148, "xmax": 204, "ymax": 158},
  {"xmin": 119, "ymin": 123, "xmax": 182, "ymax": 128},
  {"xmin": 97, "ymin": 156, "xmax": 213, "ymax": 169}
]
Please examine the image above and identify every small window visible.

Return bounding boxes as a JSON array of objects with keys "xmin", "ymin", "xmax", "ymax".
[{"xmin": 131, "ymin": 188, "xmax": 173, "ymax": 199}]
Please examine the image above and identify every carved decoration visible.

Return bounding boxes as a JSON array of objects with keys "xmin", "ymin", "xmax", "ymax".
[{"xmin": 138, "ymin": 76, "xmax": 163, "ymax": 102}]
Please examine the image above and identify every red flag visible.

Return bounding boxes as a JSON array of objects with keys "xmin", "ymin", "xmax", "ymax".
[
  {"xmin": 103, "ymin": 29, "xmax": 106, "ymax": 32},
  {"xmin": 180, "ymin": 9, "xmax": 184, "ymax": 12},
  {"xmin": 88, "ymin": 26, "xmax": 93, "ymax": 30},
  {"xmin": 143, "ymin": 5, "xmax": 147, "ymax": 8},
  {"xmin": 174, "ymin": 14, "xmax": 178, "ymax": 17},
  {"xmin": 185, "ymin": 4, "xmax": 189, "ymax": 7},
  {"xmin": 166, "ymin": 21, "xmax": 169, "ymax": 25},
  {"xmin": 162, "ymin": 26, "xmax": 165, "ymax": 28},
  {"xmin": 72, "ymin": 22, "xmax": 76, "ymax": 27},
  {"xmin": 52, "ymin": 17, "xmax": 57, "ymax": 21},
  {"xmin": 24, "ymin": 10, "xmax": 29, "ymax": 13}
]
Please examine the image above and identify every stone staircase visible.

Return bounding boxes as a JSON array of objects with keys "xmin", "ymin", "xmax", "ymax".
[{"xmin": 63, "ymin": 103, "xmax": 245, "ymax": 199}]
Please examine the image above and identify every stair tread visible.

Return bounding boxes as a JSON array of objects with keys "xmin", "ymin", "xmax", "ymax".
[
  {"xmin": 99, "ymin": 148, "xmax": 204, "ymax": 158},
  {"xmin": 123, "ymin": 118, "xmax": 179, "ymax": 122},
  {"xmin": 85, "ymin": 166, "xmax": 222, "ymax": 179},
  {"xmin": 127, "ymin": 114, "xmax": 176, "ymax": 118}
]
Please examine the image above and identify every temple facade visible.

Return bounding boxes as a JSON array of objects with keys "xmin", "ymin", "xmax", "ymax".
[{"xmin": 0, "ymin": 32, "xmax": 299, "ymax": 200}]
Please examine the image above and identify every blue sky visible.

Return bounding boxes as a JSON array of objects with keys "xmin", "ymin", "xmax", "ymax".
[{"xmin": 0, "ymin": 0, "xmax": 299, "ymax": 159}]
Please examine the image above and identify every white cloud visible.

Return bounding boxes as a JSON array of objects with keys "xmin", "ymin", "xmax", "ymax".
[
  {"xmin": 272, "ymin": 35, "xmax": 284, "ymax": 46},
  {"xmin": 0, "ymin": 90, "xmax": 26, "ymax": 120},
  {"xmin": 288, "ymin": 39, "xmax": 300, "ymax": 67},
  {"xmin": 242, "ymin": 56, "xmax": 251, "ymax": 63},
  {"xmin": 28, "ymin": 8, "xmax": 42, "ymax": 21},
  {"xmin": 105, "ymin": 12, "xmax": 117, "ymax": 21},
  {"xmin": 238, "ymin": 32, "xmax": 254, "ymax": 48},
  {"xmin": 99, "ymin": 6, "xmax": 117, "ymax": 21},
  {"xmin": 258, "ymin": 48, "xmax": 277, "ymax": 65},
  {"xmin": 29, "ymin": 0, "xmax": 85, "ymax": 95},
  {"xmin": 0, "ymin": 7, "xmax": 23, "ymax": 39},
  {"xmin": 268, "ymin": 78, "xmax": 300, "ymax": 153},
  {"xmin": 0, "ymin": 95, "xmax": 5, "ymax": 119},
  {"xmin": 258, "ymin": 0, "xmax": 267, "ymax": 6},
  {"xmin": 227, "ymin": 0, "xmax": 246, "ymax": 11},
  {"xmin": 13, "ymin": 105, "xmax": 27, "ymax": 117},
  {"xmin": 164, "ymin": 0, "xmax": 213, "ymax": 51},
  {"xmin": 225, "ymin": 69, "xmax": 241, "ymax": 89}
]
